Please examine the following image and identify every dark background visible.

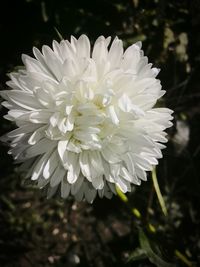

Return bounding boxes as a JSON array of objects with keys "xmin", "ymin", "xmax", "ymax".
[{"xmin": 0, "ymin": 0, "xmax": 200, "ymax": 266}]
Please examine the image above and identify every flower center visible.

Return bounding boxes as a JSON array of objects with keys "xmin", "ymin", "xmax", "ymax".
[{"xmin": 45, "ymin": 88, "xmax": 119, "ymax": 152}]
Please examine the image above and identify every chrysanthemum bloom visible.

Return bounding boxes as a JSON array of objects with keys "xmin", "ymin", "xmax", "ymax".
[{"xmin": 0, "ymin": 35, "xmax": 173, "ymax": 202}]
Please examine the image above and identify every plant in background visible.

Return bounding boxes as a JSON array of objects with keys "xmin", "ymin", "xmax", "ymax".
[{"xmin": 0, "ymin": 35, "xmax": 173, "ymax": 202}]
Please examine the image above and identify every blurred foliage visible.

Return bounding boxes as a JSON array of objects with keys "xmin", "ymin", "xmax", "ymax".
[{"xmin": 0, "ymin": 0, "xmax": 200, "ymax": 266}]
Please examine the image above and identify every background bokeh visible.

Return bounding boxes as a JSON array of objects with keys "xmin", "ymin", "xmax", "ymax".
[{"xmin": 0, "ymin": 0, "xmax": 200, "ymax": 266}]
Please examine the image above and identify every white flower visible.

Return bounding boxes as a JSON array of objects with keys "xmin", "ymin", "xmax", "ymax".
[{"xmin": 0, "ymin": 35, "xmax": 173, "ymax": 202}]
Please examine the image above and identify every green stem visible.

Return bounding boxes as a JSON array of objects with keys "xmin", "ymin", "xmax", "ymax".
[
  {"xmin": 175, "ymin": 250, "xmax": 194, "ymax": 267},
  {"xmin": 152, "ymin": 167, "xmax": 168, "ymax": 216}
]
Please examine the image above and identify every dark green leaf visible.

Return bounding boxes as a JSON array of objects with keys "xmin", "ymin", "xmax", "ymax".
[
  {"xmin": 127, "ymin": 248, "xmax": 147, "ymax": 262},
  {"xmin": 139, "ymin": 230, "xmax": 175, "ymax": 267}
]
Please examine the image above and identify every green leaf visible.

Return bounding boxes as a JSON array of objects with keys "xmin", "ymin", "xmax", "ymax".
[
  {"xmin": 139, "ymin": 229, "xmax": 175, "ymax": 267},
  {"xmin": 127, "ymin": 248, "xmax": 147, "ymax": 262}
]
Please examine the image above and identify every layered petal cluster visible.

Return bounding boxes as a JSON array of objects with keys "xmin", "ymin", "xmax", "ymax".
[{"xmin": 0, "ymin": 35, "xmax": 173, "ymax": 202}]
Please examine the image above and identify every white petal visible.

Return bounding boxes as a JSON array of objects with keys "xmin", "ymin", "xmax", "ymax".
[
  {"xmin": 42, "ymin": 45, "xmax": 63, "ymax": 81},
  {"xmin": 25, "ymin": 138, "xmax": 56, "ymax": 158},
  {"xmin": 1, "ymin": 90, "xmax": 41, "ymax": 110},
  {"xmin": 67, "ymin": 152, "xmax": 80, "ymax": 184},
  {"xmin": 133, "ymin": 154, "xmax": 152, "ymax": 171},
  {"xmin": 70, "ymin": 36, "xmax": 78, "ymax": 51},
  {"xmin": 31, "ymin": 152, "xmax": 51, "ymax": 180},
  {"xmin": 84, "ymin": 183, "xmax": 97, "ymax": 203},
  {"xmin": 101, "ymin": 145, "xmax": 121, "ymax": 164},
  {"xmin": 29, "ymin": 110, "xmax": 52, "ymax": 123},
  {"xmin": 7, "ymin": 124, "xmax": 40, "ymax": 138},
  {"xmin": 67, "ymin": 139, "xmax": 82, "ymax": 153},
  {"xmin": 135, "ymin": 166, "xmax": 147, "ymax": 181},
  {"xmin": 120, "ymin": 167, "xmax": 140, "ymax": 185},
  {"xmin": 116, "ymin": 178, "xmax": 130, "ymax": 193},
  {"xmin": 79, "ymin": 151, "xmax": 92, "ymax": 181},
  {"xmin": 58, "ymin": 140, "xmax": 69, "ymax": 163},
  {"xmin": 47, "ymin": 185, "xmax": 59, "ymax": 198},
  {"xmin": 43, "ymin": 150, "xmax": 59, "ymax": 179},
  {"xmin": 92, "ymin": 37, "xmax": 108, "ymax": 64},
  {"xmin": 121, "ymin": 44, "xmax": 140, "ymax": 71},
  {"xmin": 28, "ymin": 126, "xmax": 46, "ymax": 145},
  {"xmin": 71, "ymin": 174, "xmax": 84, "ymax": 195},
  {"xmin": 91, "ymin": 175, "xmax": 104, "ymax": 190},
  {"xmin": 62, "ymin": 58, "xmax": 79, "ymax": 78},
  {"xmin": 50, "ymin": 165, "xmax": 66, "ymax": 187},
  {"xmin": 108, "ymin": 37, "xmax": 123, "ymax": 67},
  {"xmin": 33, "ymin": 47, "xmax": 57, "ymax": 80},
  {"xmin": 77, "ymin": 35, "xmax": 90, "ymax": 58},
  {"xmin": 107, "ymin": 105, "xmax": 119, "ymax": 125},
  {"xmin": 34, "ymin": 86, "xmax": 54, "ymax": 107},
  {"xmin": 61, "ymin": 178, "xmax": 71, "ymax": 198}
]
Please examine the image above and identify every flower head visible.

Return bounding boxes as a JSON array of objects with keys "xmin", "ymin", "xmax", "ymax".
[{"xmin": 0, "ymin": 35, "xmax": 173, "ymax": 202}]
